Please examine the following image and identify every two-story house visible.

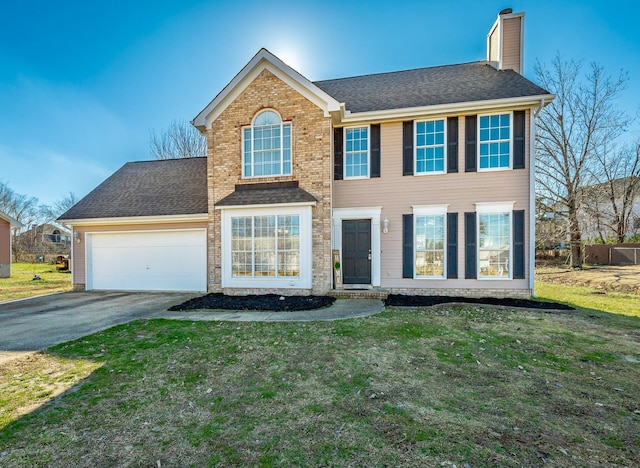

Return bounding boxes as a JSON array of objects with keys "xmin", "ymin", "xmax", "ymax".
[{"xmin": 60, "ymin": 9, "xmax": 553, "ymax": 298}]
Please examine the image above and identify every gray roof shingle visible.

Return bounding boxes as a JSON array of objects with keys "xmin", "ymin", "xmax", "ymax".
[
  {"xmin": 58, "ymin": 158, "xmax": 207, "ymax": 220},
  {"xmin": 314, "ymin": 61, "xmax": 550, "ymax": 113},
  {"xmin": 215, "ymin": 182, "xmax": 317, "ymax": 207}
]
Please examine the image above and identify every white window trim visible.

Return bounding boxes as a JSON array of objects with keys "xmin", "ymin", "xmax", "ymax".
[
  {"xmin": 414, "ymin": 119, "xmax": 447, "ymax": 175},
  {"xmin": 477, "ymin": 111, "xmax": 513, "ymax": 172},
  {"xmin": 412, "ymin": 205, "xmax": 448, "ymax": 279},
  {"xmin": 475, "ymin": 201, "xmax": 514, "ymax": 280},
  {"xmin": 221, "ymin": 205, "xmax": 312, "ymax": 289},
  {"xmin": 332, "ymin": 206, "xmax": 381, "ymax": 286},
  {"xmin": 343, "ymin": 125, "xmax": 370, "ymax": 180},
  {"xmin": 242, "ymin": 109, "xmax": 292, "ymax": 179}
]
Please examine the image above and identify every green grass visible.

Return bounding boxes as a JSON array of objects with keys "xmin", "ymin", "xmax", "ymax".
[
  {"xmin": 535, "ymin": 280, "xmax": 640, "ymax": 317},
  {"xmin": 0, "ymin": 262, "xmax": 72, "ymax": 302},
  {"xmin": 1, "ymin": 306, "xmax": 638, "ymax": 466}
]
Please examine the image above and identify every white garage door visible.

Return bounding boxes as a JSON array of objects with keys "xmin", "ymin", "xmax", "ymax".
[{"xmin": 86, "ymin": 229, "xmax": 207, "ymax": 291}]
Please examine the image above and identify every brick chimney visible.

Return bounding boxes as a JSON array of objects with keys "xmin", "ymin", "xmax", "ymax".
[{"xmin": 487, "ymin": 8, "xmax": 524, "ymax": 74}]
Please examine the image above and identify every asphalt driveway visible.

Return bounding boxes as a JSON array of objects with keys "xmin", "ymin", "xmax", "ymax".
[{"xmin": 0, "ymin": 291, "xmax": 195, "ymax": 360}]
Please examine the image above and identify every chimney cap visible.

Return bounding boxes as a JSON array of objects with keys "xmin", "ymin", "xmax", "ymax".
[{"xmin": 499, "ymin": 8, "xmax": 513, "ymax": 15}]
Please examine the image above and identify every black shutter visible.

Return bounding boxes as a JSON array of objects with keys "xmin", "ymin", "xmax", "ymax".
[
  {"xmin": 447, "ymin": 212, "xmax": 458, "ymax": 279},
  {"xmin": 447, "ymin": 117, "xmax": 458, "ymax": 173},
  {"xmin": 403, "ymin": 121, "xmax": 413, "ymax": 176},
  {"xmin": 402, "ymin": 214, "xmax": 414, "ymax": 278},
  {"xmin": 465, "ymin": 212, "xmax": 477, "ymax": 279},
  {"xmin": 513, "ymin": 110, "xmax": 525, "ymax": 169},
  {"xmin": 513, "ymin": 210, "xmax": 525, "ymax": 279},
  {"xmin": 465, "ymin": 115, "xmax": 477, "ymax": 172},
  {"xmin": 370, "ymin": 124, "xmax": 381, "ymax": 178},
  {"xmin": 334, "ymin": 127, "xmax": 343, "ymax": 180}
]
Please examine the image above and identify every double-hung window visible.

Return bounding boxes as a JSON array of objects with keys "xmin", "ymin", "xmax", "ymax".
[
  {"xmin": 344, "ymin": 126, "xmax": 369, "ymax": 178},
  {"xmin": 477, "ymin": 203, "xmax": 512, "ymax": 279},
  {"xmin": 243, "ymin": 110, "xmax": 291, "ymax": 178},
  {"xmin": 415, "ymin": 119, "xmax": 445, "ymax": 174},
  {"xmin": 413, "ymin": 205, "xmax": 447, "ymax": 279},
  {"xmin": 478, "ymin": 113, "xmax": 511, "ymax": 170}
]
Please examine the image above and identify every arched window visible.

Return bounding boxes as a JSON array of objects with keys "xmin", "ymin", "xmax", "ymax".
[{"xmin": 242, "ymin": 110, "xmax": 292, "ymax": 178}]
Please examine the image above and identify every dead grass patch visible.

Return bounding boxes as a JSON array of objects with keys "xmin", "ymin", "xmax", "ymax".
[{"xmin": 0, "ymin": 306, "xmax": 638, "ymax": 466}]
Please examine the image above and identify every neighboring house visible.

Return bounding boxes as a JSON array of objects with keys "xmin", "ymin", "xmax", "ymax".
[
  {"xmin": 15, "ymin": 223, "xmax": 72, "ymax": 261},
  {"xmin": 0, "ymin": 211, "xmax": 23, "ymax": 278},
  {"xmin": 59, "ymin": 9, "xmax": 553, "ymax": 298}
]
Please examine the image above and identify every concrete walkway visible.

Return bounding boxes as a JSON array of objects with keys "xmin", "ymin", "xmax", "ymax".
[{"xmin": 152, "ymin": 298, "xmax": 385, "ymax": 322}]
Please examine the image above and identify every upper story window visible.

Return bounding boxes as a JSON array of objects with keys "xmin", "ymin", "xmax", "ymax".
[
  {"xmin": 478, "ymin": 113, "xmax": 511, "ymax": 170},
  {"xmin": 415, "ymin": 119, "xmax": 445, "ymax": 174},
  {"xmin": 242, "ymin": 110, "xmax": 291, "ymax": 178},
  {"xmin": 345, "ymin": 126, "xmax": 369, "ymax": 179}
]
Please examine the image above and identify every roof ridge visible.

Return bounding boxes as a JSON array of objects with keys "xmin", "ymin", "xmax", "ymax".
[
  {"xmin": 313, "ymin": 60, "xmax": 488, "ymax": 84},
  {"xmin": 125, "ymin": 156, "xmax": 207, "ymax": 165}
]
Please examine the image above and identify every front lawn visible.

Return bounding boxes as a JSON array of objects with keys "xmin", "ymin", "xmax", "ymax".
[
  {"xmin": 1, "ymin": 306, "xmax": 638, "ymax": 466},
  {"xmin": 0, "ymin": 263, "xmax": 72, "ymax": 302}
]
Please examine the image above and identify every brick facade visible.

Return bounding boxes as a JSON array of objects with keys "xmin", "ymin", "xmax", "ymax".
[{"xmin": 207, "ymin": 69, "xmax": 332, "ymax": 294}]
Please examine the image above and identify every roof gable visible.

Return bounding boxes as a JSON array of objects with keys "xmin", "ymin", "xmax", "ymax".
[{"xmin": 193, "ymin": 48, "xmax": 341, "ymax": 131}]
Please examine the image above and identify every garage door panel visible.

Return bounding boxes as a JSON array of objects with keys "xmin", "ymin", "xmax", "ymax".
[{"xmin": 87, "ymin": 230, "xmax": 206, "ymax": 292}]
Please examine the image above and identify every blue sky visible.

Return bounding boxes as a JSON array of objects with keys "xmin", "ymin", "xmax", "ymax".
[{"xmin": 1, "ymin": 0, "xmax": 639, "ymax": 208}]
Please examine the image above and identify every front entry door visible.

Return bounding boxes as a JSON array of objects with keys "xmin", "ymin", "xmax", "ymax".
[{"xmin": 342, "ymin": 220, "xmax": 372, "ymax": 284}]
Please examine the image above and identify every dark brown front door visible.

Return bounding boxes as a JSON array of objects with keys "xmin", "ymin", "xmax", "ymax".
[{"xmin": 342, "ymin": 220, "xmax": 371, "ymax": 284}]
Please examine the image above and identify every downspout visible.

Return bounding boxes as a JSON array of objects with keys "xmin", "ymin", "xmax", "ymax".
[{"xmin": 529, "ymin": 99, "xmax": 545, "ymax": 296}]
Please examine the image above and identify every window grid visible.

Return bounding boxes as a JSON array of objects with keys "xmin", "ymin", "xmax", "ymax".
[
  {"xmin": 478, "ymin": 212, "xmax": 511, "ymax": 278},
  {"xmin": 415, "ymin": 214, "xmax": 445, "ymax": 278},
  {"xmin": 415, "ymin": 119, "xmax": 445, "ymax": 174},
  {"xmin": 345, "ymin": 127, "xmax": 369, "ymax": 178},
  {"xmin": 242, "ymin": 110, "xmax": 292, "ymax": 178},
  {"xmin": 231, "ymin": 215, "xmax": 300, "ymax": 278},
  {"xmin": 479, "ymin": 113, "xmax": 510, "ymax": 170}
]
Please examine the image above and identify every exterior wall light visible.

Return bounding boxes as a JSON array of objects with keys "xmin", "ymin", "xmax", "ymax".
[
  {"xmin": 382, "ymin": 218, "xmax": 389, "ymax": 234},
  {"xmin": 73, "ymin": 231, "xmax": 81, "ymax": 243}
]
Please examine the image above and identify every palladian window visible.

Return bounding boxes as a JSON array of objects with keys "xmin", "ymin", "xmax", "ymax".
[{"xmin": 242, "ymin": 110, "xmax": 292, "ymax": 178}]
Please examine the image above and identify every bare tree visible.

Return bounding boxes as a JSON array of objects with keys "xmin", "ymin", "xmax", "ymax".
[
  {"xmin": 149, "ymin": 120, "xmax": 207, "ymax": 160},
  {"xmin": 40, "ymin": 191, "xmax": 79, "ymax": 224},
  {"xmin": 0, "ymin": 181, "xmax": 43, "ymax": 260},
  {"xmin": 535, "ymin": 55, "xmax": 630, "ymax": 267},
  {"xmin": 584, "ymin": 143, "xmax": 640, "ymax": 243}
]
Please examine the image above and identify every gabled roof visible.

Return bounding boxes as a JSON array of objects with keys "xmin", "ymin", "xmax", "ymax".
[
  {"xmin": 193, "ymin": 48, "xmax": 341, "ymax": 131},
  {"xmin": 0, "ymin": 210, "xmax": 23, "ymax": 228},
  {"xmin": 313, "ymin": 61, "xmax": 551, "ymax": 114},
  {"xmin": 58, "ymin": 158, "xmax": 207, "ymax": 221}
]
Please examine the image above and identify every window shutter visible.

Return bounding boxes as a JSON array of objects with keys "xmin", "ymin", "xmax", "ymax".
[
  {"xmin": 465, "ymin": 115, "xmax": 477, "ymax": 172},
  {"xmin": 334, "ymin": 127, "xmax": 343, "ymax": 180},
  {"xmin": 402, "ymin": 214, "xmax": 414, "ymax": 278},
  {"xmin": 513, "ymin": 110, "xmax": 526, "ymax": 169},
  {"xmin": 403, "ymin": 121, "xmax": 413, "ymax": 176},
  {"xmin": 465, "ymin": 212, "xmax": 477, "ymax": 279},
  {"xmin": 447, "ymin": 212, "xmax": 458, "ymax": 279},
  {"xmin": 513, "ymin": 210, "xmax": 525, "ymax": 279},
  {"xmin": 370, "ymin": 124, "xmax": 381, "ymax": 178},
  {"xmin": 447, "ymin": 117, "xmax": 458, "ymax": 173}
]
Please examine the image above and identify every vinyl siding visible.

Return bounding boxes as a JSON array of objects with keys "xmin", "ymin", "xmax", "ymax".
[
  {"xmin": 71, "ymin": 221, "xmax": 207, "ymax": 287},
  {"xmin": 0, "ymin": 218, "xmax": 10, "ymax": 264},
  {"xmin": 333, "ymin": 110, "xmax": 531, "ymax": 292},
  {"xmin": 488, "ymin": 25, "xmax": 500, "ymax": 63},
  {"xmin": 501, "ymin": 16, "xmax": 522, "ymax": 73}
]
